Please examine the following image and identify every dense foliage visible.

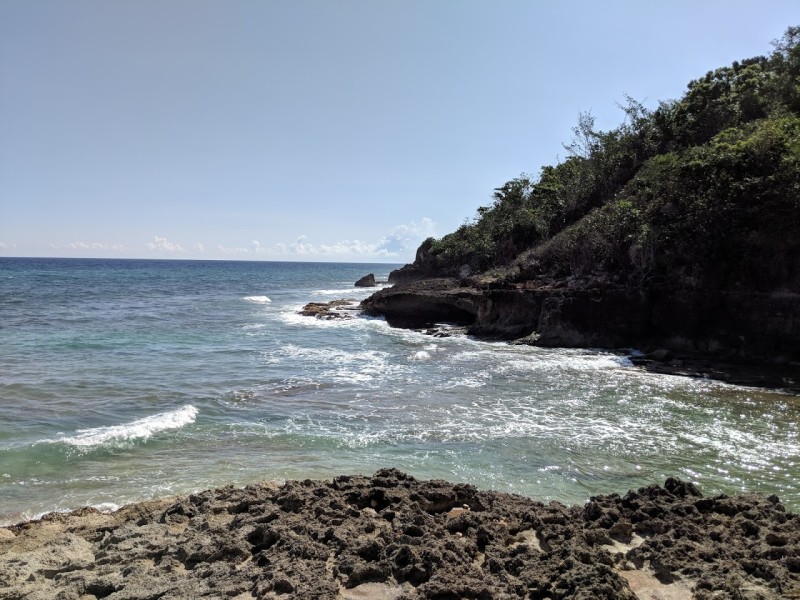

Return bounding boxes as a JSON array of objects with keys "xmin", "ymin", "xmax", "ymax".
[{"xmin": 417, "ymin": 27, "xmax": 800, "ymax": 292}]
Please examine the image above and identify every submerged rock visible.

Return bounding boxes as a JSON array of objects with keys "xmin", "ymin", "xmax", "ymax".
[{"xmin": 2, "ymin": 470, "xmax": 799, "ymax": 599}]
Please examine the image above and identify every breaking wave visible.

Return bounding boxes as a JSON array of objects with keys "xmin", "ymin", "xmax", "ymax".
[
  {"xmin": 242, "ymin": 296, "xmax": 272, "ymax": 304},
  {"xmin": 46, "ymin": 405, "xmax": 199, "ymax": 448}
]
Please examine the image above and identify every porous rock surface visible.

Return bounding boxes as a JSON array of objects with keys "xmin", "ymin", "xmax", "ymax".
[{"xmin": 2, "ymin": 469, "xmax": 799, "ymax": 599}]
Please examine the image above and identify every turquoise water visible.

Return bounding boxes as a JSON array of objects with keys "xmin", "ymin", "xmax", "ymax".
[{"xmin": 1, "ymin": 257, "xmax": 798, "ymax": 524}]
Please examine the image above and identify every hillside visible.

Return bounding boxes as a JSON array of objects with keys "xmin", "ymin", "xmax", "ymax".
[{"xmin": 364, "ymin": 27, "xmax": 800, "ymax": 370}]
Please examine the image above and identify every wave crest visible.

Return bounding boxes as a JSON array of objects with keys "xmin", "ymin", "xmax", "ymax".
[
  {"xmin": 49, "ymin": 405, "xmax": 198, "ymax": 448},
  {"xmin": 242, "ymin": 296, "xmax": 272, "ymax": 304}
]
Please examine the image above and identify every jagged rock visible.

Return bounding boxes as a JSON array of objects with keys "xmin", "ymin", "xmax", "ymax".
[
  {"xmin": 299, "ymin": 299, "xmax": 358, "ymax": 320},
  {"xmin": 2, "ymin": 471, "xmax": 799, "ymax": 599}
]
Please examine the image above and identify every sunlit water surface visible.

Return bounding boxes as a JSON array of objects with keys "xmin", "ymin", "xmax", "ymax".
[{"xmin": 1, "ymin": 258, "xmax": 797, "ymax": 525}]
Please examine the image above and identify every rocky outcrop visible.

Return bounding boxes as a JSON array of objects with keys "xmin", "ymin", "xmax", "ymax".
[
  {"xmin": 2, "ymin": 470, "xmax": 798, "ymax": 599},
  {"xmin": 362, "ymin": 278, "xmax": 481, "ymax": 328},
  {"xmin": 388, "ymin": 238, "xmax": 443, "ymax": 285},
  {"xmin": 300, "ymin": 299, "xmax": 359, "ymax": 320},
  {"xmin": 355, "ymin": 274, "xmax": 377, "ymax": 287},
  {"xmin": 361, "ymin": 279, "xmax": 800, "ymax": 387}
]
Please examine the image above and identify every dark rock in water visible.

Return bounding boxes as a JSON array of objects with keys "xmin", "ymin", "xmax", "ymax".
[
  {"xmin": 355, "ymin": 274, "xmax": 377, "ymax": 287},
  {"xmin": 299, "ymin": 299, "xmax": 358, "ymax": 320},
  {"xmin": 645, "ymin": 348, "xmax": 673, "ymax": 362},
  {"xmin": 3, "ymin": 470, "xmax": 799, "ymax": 599}
]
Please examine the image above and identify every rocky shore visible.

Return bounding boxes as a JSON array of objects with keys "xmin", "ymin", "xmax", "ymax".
[
  {"xmin": 360, "ymin": 278, "xmax": 800, "ymax": 393},
  {"xmin": 2, "ymin": 470, "xmax": 799, "ymax": 599}
]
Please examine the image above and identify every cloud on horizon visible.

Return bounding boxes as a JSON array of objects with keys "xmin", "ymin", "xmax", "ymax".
[
  {"xmin": 264, "ymin": 218, "xmax": 436, "ymax": 260},
  {"xmin": 4, "ymin": 219, "xmax": 436, "ymax": 260},
  {"xmin": 217, "ymin": 244, "xmax": 250, "ymax": 255},
  {"xmin": 147, "ymin": 236, "xmax": 184, "ymax": 253},
  {"xmin": 67, "ymin": 241, "xmax": 127, "ymax": 251},
  {"xmin": 374, "ymin": 218, "xmax": 435, "ymax": 256}
]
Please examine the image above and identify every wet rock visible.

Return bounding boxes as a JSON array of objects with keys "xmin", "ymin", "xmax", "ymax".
[
  {"xmin": 299, "ymin": 299, "xmax": 358, "ymax": 320},
  {"xmin": 646, "ymin": 348, "xmax": 673, "ymax": 362},
  {"xmin": 355, "ymin": 273, "xmax": 377, "ymax": 287}
]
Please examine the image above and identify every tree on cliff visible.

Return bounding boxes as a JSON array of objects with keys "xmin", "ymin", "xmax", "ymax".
[{"xmin": 415, "ymin": 26, "xmax": 800, "ymax": 294}]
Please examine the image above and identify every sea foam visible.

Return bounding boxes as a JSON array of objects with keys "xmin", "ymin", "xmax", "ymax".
[
  {"xmin": 51, "ymin": 405, "xmax": 199, "ymax": 448},
  {"xmin": 242, "ymin": 296, "xmax": 272, "ymax": 304}
]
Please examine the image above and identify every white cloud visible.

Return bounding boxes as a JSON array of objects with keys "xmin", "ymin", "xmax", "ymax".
[
  {"xmin": 194, "ymin": 242, "xmax": 205, "ymax": 253},
  {"xmin": 257, "ymin": 218, "xmax": 436, "ymax": 260},
  {"xmin": 67, "ymin": 241, "xmax": 126, "ymax": 251},
  {"xmin": 0, "ymin": 242, "xmax": 16, "ymax": 250},
  {"xmin": 373, "ymin": 218, "xmax": 436, "ymax": 256},
  {"xmin": 217, "ymin": 244, "xmax": 249, "ymax": 255},
  {"xmin": 148, "ymin": 236, "xmax": 184, "ymax": 253},
  {"xmin": 251, "ymin": 240, "xmax": 269, "ymax": 254},
  {"xmin": 280, "ymin": 236, "xmax": 380, "ymax": 257},
  {"xmin": 211, "ymin": 217, "xmax": 436, "ymax": 261}
]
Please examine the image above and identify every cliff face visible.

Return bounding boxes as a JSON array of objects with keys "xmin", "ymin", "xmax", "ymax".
[
  {"xmin": 364, "ymin": 28, "xmax": 800, "ymax": 369},
  {"xmin": 363, "ymin": 282, "xmax": 800, "ymax": 361}
]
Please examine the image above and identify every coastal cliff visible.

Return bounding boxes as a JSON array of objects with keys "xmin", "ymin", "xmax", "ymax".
[
  {"xmin": 364, "ymin": 27, "xmax": 800, "ymax": 370},
  {"xmin": 364, "ymin": 282, "xmax": 800, "ymax": 359}
]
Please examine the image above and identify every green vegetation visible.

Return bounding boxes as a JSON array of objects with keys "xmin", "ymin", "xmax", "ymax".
[{"xmin": 418, "ymin": 27, "xmax": 800, "ymax": 292}]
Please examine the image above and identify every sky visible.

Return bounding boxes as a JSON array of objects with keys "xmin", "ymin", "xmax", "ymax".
[{"xmin": 0, "ymin": 1, "xmax": 797, "ymax": 263}]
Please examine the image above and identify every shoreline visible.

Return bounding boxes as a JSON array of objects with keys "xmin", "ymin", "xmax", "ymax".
[
  {"xmin": 301, "ymin": 295, "xmax": 800, "ymax": 395},
  {"xmin": 2, "ymin": 470, "xmax": 798, "ymax": 599},
  {"xmin": 627, "ymin": 352, "xmax": 800, "ymax": 394},
  {"xmin": 360, "ymin": 278, "xmax": 800, "ymax": 397}
]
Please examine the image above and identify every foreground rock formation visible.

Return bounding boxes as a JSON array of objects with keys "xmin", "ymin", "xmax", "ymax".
[{"xmin": 2, "ymin": 470, "xmax": 798, "ymax": 599}]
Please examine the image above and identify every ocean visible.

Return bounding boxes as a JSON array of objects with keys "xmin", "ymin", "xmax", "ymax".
[{"xmin": 1, "ymin": 257, "xmax": 798, "ymax": 525}]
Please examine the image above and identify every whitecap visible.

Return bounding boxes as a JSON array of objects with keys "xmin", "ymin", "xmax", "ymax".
[
  {"xmin": 242, "ymin": 296, "xmax": 272, "ymax": 304},
  {"xmin": 410, "ymin": 351, "xmax": 432, "ymax": 362},
  {"xmin": 312, "ymin": 288, "xmax": 361, "ymax": 296},
  {"xmin": 48, "ymin": 405, "xmax": 198, "ymax": 448}
]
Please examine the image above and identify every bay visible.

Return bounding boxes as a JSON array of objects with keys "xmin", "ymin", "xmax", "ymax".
[{"xmin": 1, "ymin": 257, "xmax": 797, "ymax": 525}]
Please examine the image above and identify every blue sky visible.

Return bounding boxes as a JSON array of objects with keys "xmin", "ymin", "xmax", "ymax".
[{"xmin": 1, "ymin": 1, "xmax": 797, "ymax": 262}]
